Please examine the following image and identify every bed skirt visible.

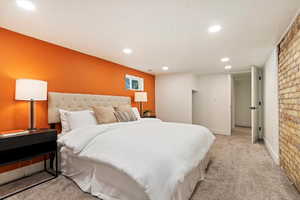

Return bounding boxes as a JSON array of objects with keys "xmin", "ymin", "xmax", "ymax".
[
  {"xmin": 60, "ymin": 147, "xmax": 211, "ymax": 200},
  {"xmin": 172, "ymin": 151, "xmax": 211, "ymax": 200}
]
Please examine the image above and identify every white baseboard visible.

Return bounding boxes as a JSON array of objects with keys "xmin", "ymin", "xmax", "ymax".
[
  {"xmin": 0, "ymin": 162, "xmax": 44, "ymax": 185},
  {"xmin": 210, "ymin": 128, "xmax": 231, "ymax": 136},
  {"xmin": 264, "ymin": 139, "xmax": 279, "ymax": 165}
]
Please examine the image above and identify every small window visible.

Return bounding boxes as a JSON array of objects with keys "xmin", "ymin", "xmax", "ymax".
[{"xmin": 125, "ymin": 75, "xmax": 144, "ymax": 91}]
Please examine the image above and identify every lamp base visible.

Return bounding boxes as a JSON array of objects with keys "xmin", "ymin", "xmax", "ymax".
[
  {"xmin": 27, "ymin": 128, "xmax": 37, "ymax": 131},
  {"xmin": 139, "ymin": 102, "xmax": 143, "ymax": 117},
  {"xmin": 28, "ymin": 100, "xmax": 36, "ymax": 131}
]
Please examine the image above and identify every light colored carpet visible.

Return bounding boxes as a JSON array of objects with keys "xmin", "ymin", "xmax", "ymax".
[
  {"xmin": 191, "ymin": 130, "xmax": 299, "ymax": 200},
  {"xmin": 2, "ymin": 130, "xmax": 300, "ymax": 200},
  {"xmin": 232, "ymin": 126, "xmax": 251, "ymax": 134}
]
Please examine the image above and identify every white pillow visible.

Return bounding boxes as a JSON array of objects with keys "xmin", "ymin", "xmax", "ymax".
[
  {"xmin": 59, "ymin": 109, "xmax": 97, "ymax": 132},
  {"xmin": 131, "ymin": 107, "xmax": 141, "ymax": 120},
  {"xmin": 59, "ymin": 109, "xmax": 71, "ymax": 133},
  {"xmin": 66, "ymin": 110, "xmax": 97, "ymax": 130}
]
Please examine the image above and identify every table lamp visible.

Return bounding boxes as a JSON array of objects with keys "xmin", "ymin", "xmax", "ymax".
[
  {"xmin": 15, "ymin": 79, "xmax": 48, "ymax": 130},
  {"xmin": 135, "ymin": 92, "xmax": 147, "ymax": 116}
]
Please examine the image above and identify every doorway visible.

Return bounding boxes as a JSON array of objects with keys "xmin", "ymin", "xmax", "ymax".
[
  {"xmin": 192, "ymin": 89, "xmax": 198, "ymax": 124},
  {"xmin": 231, "ymin": 67, "xmax": 263, "ymax": 143},
  {"xmin": 232, "ymin": 72, "xmax": 252, "ymax": 135}
]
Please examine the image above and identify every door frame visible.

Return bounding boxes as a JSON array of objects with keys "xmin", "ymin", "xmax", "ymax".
[
  {"xmin": 230, "ymin": 72, "xmax": 252, "ymax": 133},
  {"xmin": 251, "ymin": 66, "xmax": 264, "ymax": 143}
]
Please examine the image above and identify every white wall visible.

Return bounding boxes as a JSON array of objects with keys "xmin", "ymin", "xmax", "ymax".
[
  {"xmin": 0, "ymin": 162, "xmax": 43, "ymax": 185},
  {"xmin": 193, "ymin": 74, "xmax": 232, "ymax": 135},
  {"xmin": 234, "ymin": 76, "xmax": 251, "ymax": 127},
  {"xmin": 263, "ymin": 48, "xmax": 279, "ymax": 164},
  {"xmin": 155, "ymin": 73, "xmax": 197, "ymax": 123}
]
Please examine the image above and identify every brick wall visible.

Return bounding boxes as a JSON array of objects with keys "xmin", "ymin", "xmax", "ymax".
[{"xmin": 278, "ymin": 14, "xmax": 300, "ymax": 191}]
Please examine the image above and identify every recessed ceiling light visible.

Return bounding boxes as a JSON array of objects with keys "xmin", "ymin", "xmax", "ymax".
[
  {"xmin": 16, "ymin": 0, "xmax": 35, "ymax": 11},
  {"xmin": 224, "ymin": 65, "xmax": 232, "ymax": 70},
  {"xmin": 122, "ymin": 48, "xmax": 132, "ymax": 54},
  {"xmin": 221, "ymin": 57, "xmax": 230, "ymax": 62},
  {"xmin": 208, "ymin": 25, "xmax": 222, "ymax": 33},
  {"xmin": 162, "ymin": 66, "xmax": 169, "ymax": 71}
]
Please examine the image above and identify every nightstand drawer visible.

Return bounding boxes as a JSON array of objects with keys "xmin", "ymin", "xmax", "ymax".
[{"xmin": 0, "ymin": 130, "xmax": 56, "ymax": 151}]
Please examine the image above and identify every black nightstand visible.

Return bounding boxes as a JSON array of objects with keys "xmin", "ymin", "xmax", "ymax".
[
  {"xmin": 142, "ymin": 116, "xmax": 156, "ymax": 118},
  {"xmin": 0, "ymin": 129, "xmax": 58, "ymax": 199}
]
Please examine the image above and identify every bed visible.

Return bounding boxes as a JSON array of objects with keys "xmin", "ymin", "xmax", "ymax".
[{"xmin": 48, "ymin": 92, "xmax": 215, "ymax": 200}]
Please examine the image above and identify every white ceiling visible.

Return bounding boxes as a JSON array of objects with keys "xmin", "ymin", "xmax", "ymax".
[{"xmin": 0, "ymin": 0, "xmax": 299, "ymax": 75}]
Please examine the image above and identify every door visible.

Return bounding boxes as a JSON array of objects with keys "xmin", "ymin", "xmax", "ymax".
[{"xmin": 251, "ymin": 66, "xmax": 262, "ymax": 143}]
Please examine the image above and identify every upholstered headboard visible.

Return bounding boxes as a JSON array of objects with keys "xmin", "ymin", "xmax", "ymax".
[{"xmin": 48, "ymin": 92, "xmax": 131, "ymax": 124}]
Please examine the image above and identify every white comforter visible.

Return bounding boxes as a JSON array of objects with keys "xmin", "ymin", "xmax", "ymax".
[{"xmin": 58, "ymin": 119, "xmax": 215, "ymax": 200}]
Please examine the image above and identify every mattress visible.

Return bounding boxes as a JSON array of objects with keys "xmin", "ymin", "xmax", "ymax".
[{"xmin": 60, "ymin": 146, "xmax": 211, "ymax": 200}]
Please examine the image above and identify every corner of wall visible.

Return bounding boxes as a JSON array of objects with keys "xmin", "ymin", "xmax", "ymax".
[
  {"xmin": 264, "ymin": 138, "xmax": 280, "ymax": 165},
  {"xmin": 210, "ymin": 128, "xmax": 231, "ymax": 136}
]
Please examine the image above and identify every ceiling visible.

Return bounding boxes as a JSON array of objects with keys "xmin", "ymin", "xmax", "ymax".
[{"xmin": 0, "ymin": 0, "xmax": 299, "ymax": 75}]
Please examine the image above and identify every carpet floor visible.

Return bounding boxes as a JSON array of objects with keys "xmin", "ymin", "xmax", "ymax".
[{"xmin": 2, "ymin": 130, "xmax": 299, "ymax": 200}]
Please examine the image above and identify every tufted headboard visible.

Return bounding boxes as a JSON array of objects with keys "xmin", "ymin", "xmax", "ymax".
[{"xmin": 48, "ymin": 92, "xmax": 131, "ymax": 124}]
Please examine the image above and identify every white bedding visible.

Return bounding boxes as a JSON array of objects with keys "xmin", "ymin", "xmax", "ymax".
[{"xmin": 58, "ymin": 119, "xmax": 215, "ymax": 200}]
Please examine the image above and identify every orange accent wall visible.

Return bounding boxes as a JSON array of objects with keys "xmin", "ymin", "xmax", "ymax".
[{"xmin": 0, "ymin": 27, "xmax": 155, "ymax": 173}]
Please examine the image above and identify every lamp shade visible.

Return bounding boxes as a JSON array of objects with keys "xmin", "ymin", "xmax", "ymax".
[
  {"xmin": 15, "ymin": 79, "xmax": 48, "ymax": 101},
  {"xmin": 135, "ymin": 92, "xmax": 147, "ymax": 102}
]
